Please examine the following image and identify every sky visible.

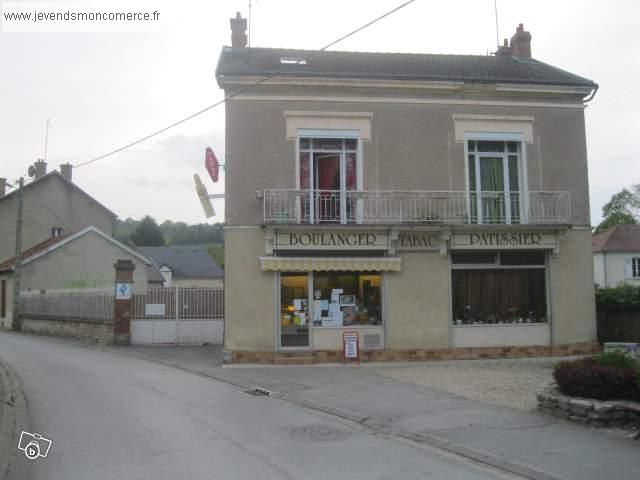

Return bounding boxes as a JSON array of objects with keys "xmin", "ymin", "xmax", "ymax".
[{"xmin": 1, "ymin": 0, "xmax": 638, "ymax": 226}]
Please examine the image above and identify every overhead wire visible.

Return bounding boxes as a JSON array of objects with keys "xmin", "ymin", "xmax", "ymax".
[{"xmin": 72, "ymin": 0, "xmax": 417, "ymax": 170}]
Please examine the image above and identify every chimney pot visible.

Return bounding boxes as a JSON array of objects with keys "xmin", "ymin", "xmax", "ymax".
[
  {"xmin": 60, "ymin": 163, "xmax": 73, "ymax": 182},
  {"xmin": 34, "ymin": 159, "xmax": 47, "ymax": 179},
  {"xmin": 496, "ymin": 38, "xmax": 512, "ymax": 57},
  {"xmin": 509, "ymin": 23, "xmax": 532, "ymax": 58},
  {"xmin": 230, "ymin": 12, "xmax": 248, "ymax": 48},
  {"xmin": 0, "ymin": 178, "xmax": 6, "ymax": 197}
]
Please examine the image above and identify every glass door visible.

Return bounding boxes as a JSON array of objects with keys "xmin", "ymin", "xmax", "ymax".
[
  {"xmin": 467, "ymin": 140, "xmax": 521, "ymax": 224},
  {"xmin": 299, "ymin": 138, "xmax": 358, "ymax": 224},
  {"xmin": 279, "ymin": 273, "xmax": 310, "ymax": 348}
]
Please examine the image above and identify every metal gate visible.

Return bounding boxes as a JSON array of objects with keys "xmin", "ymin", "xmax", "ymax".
[{"xmin": 130, "ymin": 287, "xmax": 223, "ymax": 345}]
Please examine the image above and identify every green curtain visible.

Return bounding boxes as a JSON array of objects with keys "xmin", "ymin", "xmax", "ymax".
[{"xmin": 480, "ymin": 157, "xmax": 504, "ymax": 223}]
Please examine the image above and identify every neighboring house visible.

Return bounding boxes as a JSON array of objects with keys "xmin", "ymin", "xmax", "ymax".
[
  {"xmin": 137, "ymin": 246, "xmax": 224, "ymax": 288},
  {"xmin": 0, "ymin": 162, "xmax": 116, "ymax": 262},
  {"xmin": 593, "ymin": 224, "xmax": 640, "ymax": 288},
  {"xmin": 0, "ymin": 226, "xmax": 163, "ymax": 329},
  {"xmin": 217, "ymin": 16, "xmax": 598, "ymax": 361}
]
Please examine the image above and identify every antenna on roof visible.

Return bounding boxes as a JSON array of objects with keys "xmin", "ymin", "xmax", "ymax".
[
  {"xmin": 44, "ymin": 118, "xmax": 50, "ymax": 161},
  {"xmin": 494, "ymin": 0, "xmax": 499, "ymax": 48}
]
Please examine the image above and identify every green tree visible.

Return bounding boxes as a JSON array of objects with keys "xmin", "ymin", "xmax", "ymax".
[
  {"xmin": 130, "ymin": 216, "xmax": 165, "ymax": 246},
  {"xmin": 594, "ymin": 184, "xmax": 640, "ymax": 233}
]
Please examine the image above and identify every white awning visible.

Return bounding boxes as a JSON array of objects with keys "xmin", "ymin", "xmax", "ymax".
[{"xmin": 259, "ymin": 256, "xmax": 401, "ymax": 272}]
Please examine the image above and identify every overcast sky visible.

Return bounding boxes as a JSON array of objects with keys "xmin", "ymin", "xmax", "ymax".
[{"xmin": 1, "ymin": 0, "xmax": 638, "ymax": 226}]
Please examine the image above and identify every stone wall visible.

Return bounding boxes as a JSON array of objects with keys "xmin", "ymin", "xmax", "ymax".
[
  {"xmin": 537, "ymin": 387, "xmax": 640, "ymax": 439},
  {"xmin": 21, "ymin": 316, "xmax": 113, "ymax": 344},
  {"xmin": 597, "ymin": 307, "xmax": 640, "ymax": 344}
]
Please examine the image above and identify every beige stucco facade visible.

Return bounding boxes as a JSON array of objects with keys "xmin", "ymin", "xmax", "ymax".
[
  {"xmin": 593, "ymin": 251, "xmax": 640, "ymax": 288},
  {"xmin": 0, "ymin": 173, "xmax": 115, "ymax": 262},
  {"xmin": 220, "ymin": 74, "xmax": 597, "ymax": 359}
]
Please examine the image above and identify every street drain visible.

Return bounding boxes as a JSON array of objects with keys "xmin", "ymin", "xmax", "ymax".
[
  {"xmin": 288, "ymin": 425, "xmax": 352, "ymax": 441},
  {"xmin": 244, "ymin": 387, "xmax": 272, "ymax": 397}
]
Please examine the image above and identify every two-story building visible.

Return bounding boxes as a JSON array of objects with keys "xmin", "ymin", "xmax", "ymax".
[
  {"xmin": 0, "ymin": 162, "xmax": 116, "ymax": 262},
  {"xmin": 217, "ymin": 16, "xmax": 599, "ymax": 363}
]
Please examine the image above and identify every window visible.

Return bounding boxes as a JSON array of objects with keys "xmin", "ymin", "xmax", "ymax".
[
  {"xmin": 467, "ymin": 140, "xmax": 521, "ymax": 224},
  {"xmin": 451, "ymin": 251, "xmax": 547, "ymax": 325},
  {"xmin": 313, "ymin": 272, "xmax": 382, "ymax": 327},
  {"xmin": 299, "ymin": 137, "xmax": 358, "ymax": 224},
  {"xmin": 51, "ymin": 227, "xmax": 64, "ymax": 237},
  {"xmin": 279, "ymin": 271, "xmax": 383, "ymax": 348},
  {"xmin": 631, "ymin": 257, "xmax": 640, "ymax": 279}
]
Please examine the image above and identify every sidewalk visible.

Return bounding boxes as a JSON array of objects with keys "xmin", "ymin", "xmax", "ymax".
[{"xmin": 105, "ymin": 344, "xmax": 640, "ymax": 480}]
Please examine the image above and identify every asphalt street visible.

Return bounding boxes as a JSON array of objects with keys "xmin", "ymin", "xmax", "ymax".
[{"xmin": 0, "ymin": 332, "xmax": 519, "ymax": 480}]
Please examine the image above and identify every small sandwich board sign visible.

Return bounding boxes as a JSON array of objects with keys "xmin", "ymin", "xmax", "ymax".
[{"xmin": 343, "ymin": 332, "xmax": 360, "ymax": 364}]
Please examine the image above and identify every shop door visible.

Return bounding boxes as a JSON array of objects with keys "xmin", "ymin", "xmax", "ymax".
[{"xmin": 279, "ymin": 273, "xmax": 310, "ymax": 349}]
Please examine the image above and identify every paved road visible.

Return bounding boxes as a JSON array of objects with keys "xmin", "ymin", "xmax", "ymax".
[{"xmin": 0, "ymin": 333, "xmax": 516, "ymax": 480}]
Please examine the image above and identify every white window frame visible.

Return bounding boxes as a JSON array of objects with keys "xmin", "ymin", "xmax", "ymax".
[
  {"xmin": 295, "ymin": 129, "xmax": 363, "ymax": 224},
  {"xmin": 630, "ymin": 257, "xmax": 640, "ymax": 279},
  {"xmin": 463, "ymin": 133, "xmax": 529, "ymax": 225}
]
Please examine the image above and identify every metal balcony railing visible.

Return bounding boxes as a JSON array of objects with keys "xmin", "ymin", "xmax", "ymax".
[{"xmin": 263, "ymin": 189, "xmax": 571, "ymax": 225}]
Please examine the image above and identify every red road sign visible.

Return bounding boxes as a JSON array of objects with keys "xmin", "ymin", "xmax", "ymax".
[{"xmin": 205, "ymin": 147, "xmax": 219, "ymax": 183}]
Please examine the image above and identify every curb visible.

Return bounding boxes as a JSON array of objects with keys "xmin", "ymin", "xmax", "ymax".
[{"xmin": 0, "ymin": 358, "xmax": 31, "ymax": 480}]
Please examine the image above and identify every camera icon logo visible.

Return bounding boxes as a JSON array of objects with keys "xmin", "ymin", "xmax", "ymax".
[{"xmin": 17, "ymin": 431, "xmax": 52, "ymax": 460}]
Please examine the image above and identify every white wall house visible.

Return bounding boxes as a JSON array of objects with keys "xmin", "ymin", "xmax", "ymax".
[{"xmin": 592, "ymin": 224, "xmax": 640, "ymax": 288}]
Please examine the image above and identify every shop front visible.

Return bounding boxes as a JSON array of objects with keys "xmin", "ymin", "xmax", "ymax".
[{"xmin": 225, "ymin": 226, "xmax": 599, "ymax": 363}]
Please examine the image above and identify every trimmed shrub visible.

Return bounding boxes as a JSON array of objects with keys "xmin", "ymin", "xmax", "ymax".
[
  {"xmin": 553, "ymin": 357, "xmax": 640, "ymax": 401},
  {"xmin": 596, "ymin": 284, "xmax": 640, "ymax": 309},
  {"xmin": 593, "ymin": 351, "xmax": 640, "ymax": 370}
]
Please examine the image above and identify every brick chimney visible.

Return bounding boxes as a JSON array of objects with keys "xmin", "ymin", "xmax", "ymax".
[
  {"xmin": 496, "ymin": 38, "xmax": 512, "ymax": 57},
  {"xmin": 34, "ymin": 159, "xmax": 47, "ymax": 179},
  {"xmin": 510, "ymin": 23, "xmax": 532, "ymax": 58},
  {"xmin": 230, "ymin": 12, "xmax": 247, "ymax": 48},
  {"xmin": 60, "ymin": 163, "xmax": 73, "ymax": 182},
  {"xmin": 0, "ymin": 178, "xmax": 6, "ymax": 197}
]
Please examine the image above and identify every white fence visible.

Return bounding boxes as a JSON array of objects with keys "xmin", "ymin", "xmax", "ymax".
[
  {"xmin": 19, "ymin": 289, "xmax": 114, "ymax": 322},
  {"xmin": 263, "ymin": 189, "xmax": 571, "ymax": 225},
  {"xmin": 131, "ymin": 287, "xmax": 224, "ymax": 345}
]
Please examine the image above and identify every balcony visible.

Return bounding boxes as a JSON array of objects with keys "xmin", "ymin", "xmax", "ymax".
[{"xmin": 263, "ymin": 190, "xmax": 571, "ymax": 225}]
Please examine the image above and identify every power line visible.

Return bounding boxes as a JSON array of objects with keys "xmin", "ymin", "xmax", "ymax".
[{"xmin": 73, "ymin": 0, "xmax": 416, "ymax": 170}]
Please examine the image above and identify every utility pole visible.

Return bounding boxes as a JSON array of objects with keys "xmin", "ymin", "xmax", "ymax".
[{"xmin": 12, "ymin": 177, "xmax": 24, "ymax": 331}]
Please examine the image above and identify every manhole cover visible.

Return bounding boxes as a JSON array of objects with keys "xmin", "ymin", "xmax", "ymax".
[{"xmin": 288, "ymin": 425, "xmax": 351, "ymax": 441}]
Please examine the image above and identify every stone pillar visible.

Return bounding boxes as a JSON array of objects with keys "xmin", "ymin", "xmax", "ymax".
[{"xmin": 113, "ymin": 259, "xmax": 135, "ymax": 345}]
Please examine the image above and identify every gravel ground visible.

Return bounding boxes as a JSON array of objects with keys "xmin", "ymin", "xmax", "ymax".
[{"xmin": 372, "ymin": 357, "xmax": 575, "ymax": 411}]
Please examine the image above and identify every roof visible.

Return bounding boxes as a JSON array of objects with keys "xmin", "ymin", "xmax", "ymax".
[
  {"xmin": 137, "ymin": 245, "xmax": 224, "ymax": 279},
  {"xmin": 592, "ymin": 224, "xmax": 640, "ymax": 252},
  {"xmin": 0, "ymin": 171, "xmax": 117, "ymax": 218},
  {"xmin": 0, "ymin": 226, "xmax": 153, "ymax": 272},
  {"xmin": 216, "ymin": 47, "xmax": 597, "ymax": 89}
]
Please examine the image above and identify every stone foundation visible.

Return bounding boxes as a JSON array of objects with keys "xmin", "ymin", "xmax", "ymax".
[
  {"xmin": 21, "ymin": 316, "xmax": 113, "ymax": 344},
  {"xmin": 227, "ymin": 342, "xmax": 600, "ymax": 364},
  {"xmin": 537, "ymin": 387, "xmax": 640, "ymax": 438}
]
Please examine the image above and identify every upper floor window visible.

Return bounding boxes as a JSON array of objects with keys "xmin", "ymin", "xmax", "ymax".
[
  {"xmin": 299, "ymin": 137, "xmax": 359, "ymax": 224},
  {"xmin": 467, "ymin": 140, "xmax": 522, "ymax": 224}
]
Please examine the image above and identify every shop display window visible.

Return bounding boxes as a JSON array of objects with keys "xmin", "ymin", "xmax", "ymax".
[
  {"xmin": 451, "ymin": 251, "xmax": 547, "ymax": 326},
  {"xmin": 312, "ymin": 272, "xmax": 382, "ymax": 327}
]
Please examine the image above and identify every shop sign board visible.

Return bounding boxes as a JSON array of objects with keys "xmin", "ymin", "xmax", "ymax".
[
  {"xmin": 274, "ymin": 230, "xmax": 388, "ymax": 251},
  {"xmin": 396, "ymin": 232, "xmax": 440, "ymax": 251},
  {"xmin": 343, "ymin": 332, "xmax": 359, "ymax": 362},
  {"xmin": 451, "ymin": 231, "xmax": 557, "ymax": 250}
]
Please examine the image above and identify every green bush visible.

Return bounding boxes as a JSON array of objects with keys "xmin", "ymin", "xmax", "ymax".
[
  {"xmin": 595, "ymin": 284, "xmax": 640, "ymax": 309},
  {"xmin": 593, "ymin": 351, "xmax": 640, "ymax": 370}
]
